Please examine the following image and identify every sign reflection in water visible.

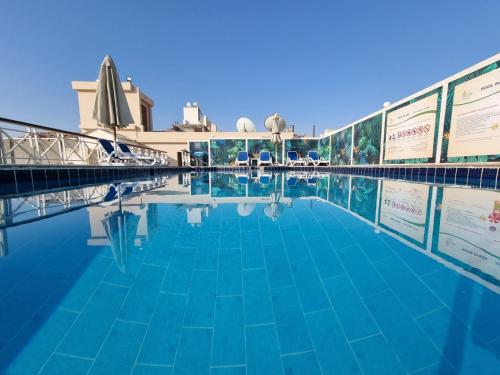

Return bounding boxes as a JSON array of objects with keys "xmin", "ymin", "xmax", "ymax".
[{"xmin": 0, "ymin": 171, "xmax": 497, "ymax": 291}]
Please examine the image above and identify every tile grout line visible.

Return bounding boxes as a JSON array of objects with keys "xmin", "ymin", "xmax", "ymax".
[
  {"xmin": 130, "ymin": 260, "xmax": 171, "ymax": 374},
  {"xmin": 257, "ymin": 213, "xmax": 287, "ymax": 375},
  {"xmin": 240, "ymin": 224, "xmax": 248, "ymax": 373},
  {"xmin": 292, "ymin": 212, "xmax": 369, "ymax": 375},
  {"xmin": 276, "ymin": 216, "xmax": 325, "ymax": 375},
  {"xmin": 84, "ymin": 263, "xmax": 155, "ymax": 375},
  {"xmin": 206, "ymin": 228, "xmax": 221, "ymax": 373},
  {"xmin": 352, "ymin": 241, "xmax": 450, "ymax": 372},
  {"xmin": 36, "ymin": 259, "xmax": 115, "ymax": 375}
]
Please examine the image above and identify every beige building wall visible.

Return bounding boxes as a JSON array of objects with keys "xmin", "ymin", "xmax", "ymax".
[
  {"xmin": 73, "ymin": 80, "xmax": 296, "ymax": 165},
  {"xmin": 136, "ymin": 130, "xmax": 296, "ymax": 165},
  {"xmin": 72, "ymin": 81, "xmax": 154, "ymax": 142}
]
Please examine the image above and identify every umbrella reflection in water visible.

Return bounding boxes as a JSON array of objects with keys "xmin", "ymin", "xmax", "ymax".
[
  {"xmin": 264, "ymin": 192, "xmax": 285, "ymax": 221},
  {"xmin": 101, "ymin": 185, "xmax": 140, "ymax": 272},
  {"xmin": 264, "ymin": 174, "xmax": 289, "ymax": 221}
]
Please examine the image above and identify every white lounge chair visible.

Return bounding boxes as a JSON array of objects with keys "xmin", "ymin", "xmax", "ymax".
[
  {"xmin": 235, "ymin": 151, "xmax": 249, "ymax": 166},
  {"xmin": 98, "ymin": 139, "xmax": 129, "ymax": 165},
  {"xmin": 306, "ymin": 150, "xmax": 330, "ymax": 166},
  {"xmin": 258, "ymin": 150, "xmax": 272, "ymax": 167},
  {"xmin": 286, "ymin": 151, "xmax": 306, "ymax": 166},
  {"xmin": 118, "ymin": 143, "xmax": 157, "ymax": 165},
  {"xmin": 236, "ymin": 174, "xmax": 249, "ymax": 184}
]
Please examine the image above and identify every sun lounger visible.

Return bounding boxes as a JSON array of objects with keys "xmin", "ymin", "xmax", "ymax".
[
  {"xmin": 98, "ymin": 139, "xmax": 127, "ymax": 165},
  {"xmin": 102, "ymin": 184, "xmax": 118, "ymax": 204},
  {"xmin": 258, "ymin": 150, "xmax": 272, "ymax": 167},
  {"xmin": 118, "ymin": 143, "xmax": 157, "ymax": 165},
  {"xmin": 307, "ymin": 174, "xmax": 319, "ymax": 185},
  {"xmin": 287, "ymin": 175, "xmax": 298, "ymax": 187},
  {"xmin": 259, "ymin": 173, "xmax": 272, "ymax": 185},
  {"xmin": 236, "ymin": 174, "xmax": 249, "ymax": 184},
  {"xmin": 306, "ymin": 150, "xmax": 330, "ymax": 166},
  {"xmin": 286, "ymin": 151, "xmax": 306, "ymax": 166},
  {"xmin": 235, "ymin": 151, "xmax": 249, "ymax": 166}
]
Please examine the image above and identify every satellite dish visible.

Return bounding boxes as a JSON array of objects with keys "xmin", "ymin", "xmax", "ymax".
[
  {"xmin": 193, "ymin": 102, "xmax": 199, "ymax": 107},
  {"xmin": 236, "ymin": 117, "xmax": 256, "ymax": 132},
  {"xmin": 264, "ymin": 113, "xmax": 286, "ymax": 132},
  {"xmin": 186, "ymin": 102, "xmax": 192, "ymax": 107}
]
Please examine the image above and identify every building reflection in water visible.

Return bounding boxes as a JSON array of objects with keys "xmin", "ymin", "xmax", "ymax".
[
  {"xmin": 0, "ymin": 171, "xmax": 498, "ymax": 293},
  {"xmin": 0, "ymin": 171, "xmax": 497, "ymax": 375}
]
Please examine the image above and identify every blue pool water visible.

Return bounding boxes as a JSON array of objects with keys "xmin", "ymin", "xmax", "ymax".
[{"xmin": 0, "ymin": 171, "xmax": 498, "ymax": 374}]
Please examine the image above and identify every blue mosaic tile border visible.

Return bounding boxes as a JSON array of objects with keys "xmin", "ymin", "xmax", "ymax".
[
  {"xmin": 0, "ymin": 166, "xmax": 192, "ymax": 197},
  {"xmin": 258, "ymin": 165, "xmax": 499, "ymax": 189},
  {"xmin": 2, "ymin": 164, "xmax": 499, "ymax": 198},
  {"xmin": 310, "ymin": 166, "xmax": 500, "ymax": 189}
]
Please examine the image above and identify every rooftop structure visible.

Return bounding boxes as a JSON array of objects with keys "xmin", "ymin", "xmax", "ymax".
[
  {"xmin": 71, "ymin": 80, "xmax": 296, "ymax": 165},
  {"xmin": 170, "ymin": 102, "xmax": 217, "ymax": 132}
]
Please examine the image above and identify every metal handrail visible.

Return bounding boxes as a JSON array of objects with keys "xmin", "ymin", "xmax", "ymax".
[{"xmin": 0, "ymin": 116, "xmax": 168, "ymax": 166}]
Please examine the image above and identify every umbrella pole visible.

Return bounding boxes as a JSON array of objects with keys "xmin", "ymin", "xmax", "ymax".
[
  {"xmin": 113, "ymin": 127, "xmax": 118, "ymax": 155},
  {"xmin": 117, "ymin": 184, "xmax": 122, "ymax": 212}
]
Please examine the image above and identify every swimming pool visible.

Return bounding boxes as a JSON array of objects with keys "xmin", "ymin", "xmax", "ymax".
[{"xmin": 0, "ymin": 171, "xmax": 498, "ymax": 374}]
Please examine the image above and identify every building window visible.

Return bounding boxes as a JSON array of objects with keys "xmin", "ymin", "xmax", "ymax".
[{"xmin": 141, "ymin": 104, "xmax": 150, "ymax": 131}]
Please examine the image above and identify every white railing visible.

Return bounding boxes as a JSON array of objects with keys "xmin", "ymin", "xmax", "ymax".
[
  {"xmin": 0, "ymin": 117, "xmax": 168, "ymax": 166},
  {"xmin": 0, "ymin": 185, "xmax": 108, "ymax": 227},
  {"xmin": 0, "ymin": 176, "xmax": 169, "ymax": 231}
]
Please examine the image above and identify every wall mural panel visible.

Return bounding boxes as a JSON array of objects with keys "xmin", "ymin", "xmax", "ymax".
[
  {"xmin": 330, "ymin": 127, "xmax": 352, "ymax": 165},
  {"xmin": 189, "ymin": 141, "xmax": 209, "ymax": 166},
  {"xmin": 247, "ymin": 139, "xmax": 283, "ymax": 164},
  {"xmin": 353, "ymin": 114, "xmax": 382, "ymax": 165},
  {"xmin": 284, "ymin": 172, "xmax": 318, "ymax": 198},
  {"xmin": 318, "ymin": 137, "xmax": 331, "ymax": 160},
  {"xmin": 441, "ymin": 61, "xmax": 500, "ymax": 163},
  {"xmin": 328, "ymin": 175, "xmax": 350, "ymax": 209},
  {"xmin": 248, "ymin": 172, "xmax": 281, "ymax": 197},
  {"xmin": 190, "ymin": 172, "xmax": 210, "ymax": 195},
  {"xmin": 317, "ymin": 176, "xmax": 329, "ymax": 200},
  {"xmin": 350, "ymin": 177, "xmax": 378, "ymax": 223},
  {"xmin": 383, "ymin": 88, "xmax": 442, "ymax": 164},
  {"xmin": 284, "ymin": 139, "xmax": 319, "ymax": 159},
  {"xmin": 209, "ymin": 139, "xmax": 246, "ymax": 166},
  {"xmin": 211, "ymin": 173, "xmax": 246, "ymax": 197}
]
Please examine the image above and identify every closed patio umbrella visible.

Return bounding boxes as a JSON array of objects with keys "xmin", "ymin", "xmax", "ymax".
[
  {"xmin": 93, "ymin": 55, "xmax": 134, "ymax": 151},
  {"xmin": 265, "ymin": 113, "xmax": 286, "ymax": 164}
]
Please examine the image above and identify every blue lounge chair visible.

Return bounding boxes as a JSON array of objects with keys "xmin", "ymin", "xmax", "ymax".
[
  {"xmin": 121, "ymin": 183, "xmax": 136, "ymax": 197},
  {"xmin": 287, "ymin": 175, "xmax": 298, "ymax": 187},
  {"xmin": 118, "ymin": 143, "xmax": 157, "ymax": 165},
  {"xmin": 102, "ymin": 184, "xmax": 118, "ymax": 203},
  {"xmin": 258, "ymin": 150, "xmax": 272, "ymax": 166},
  {"xmin": 235, "ymin": 151, "xmax": 249, "ymax": 166},
  {"xmin": 98, "ymin": 139, "xmax": 125, "ymax": 165},
  {"xmin": 286, "ymin": 151, "xmax": 306, "ymax": 166},
  {"xmin": 259, "ymin": 173, "xmax": 272, "ymax": 185},
  {"xmin": 101, "ymin": 184, "xmax": 126, "ymax": 207},
  {"xmin": 306, "ymin": 150, "xmax": 330, "ymax": 166},
  {"xmin": 236, "ymin": 174, "xmax": 249, "ymax": 184},
  {"xmin": 307, "ymin": 174, "xmax": 319, "ymax": 185}
]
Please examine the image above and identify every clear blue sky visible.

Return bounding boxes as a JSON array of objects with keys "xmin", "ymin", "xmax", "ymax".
[{"xmin": 1, "ymin": 0, "xmax": 499, "ymax": 134}]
